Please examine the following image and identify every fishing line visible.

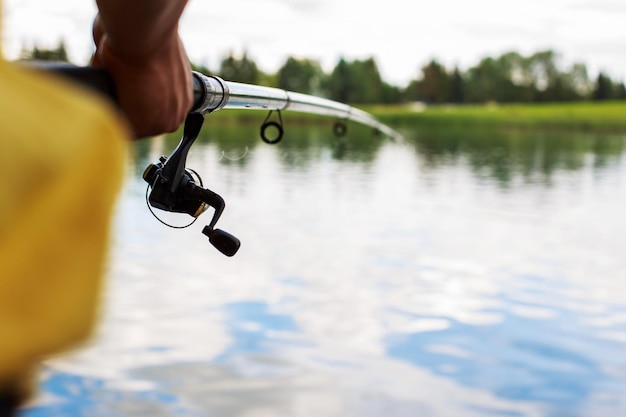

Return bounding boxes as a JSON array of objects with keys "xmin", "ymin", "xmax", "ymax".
[{"xmin": 218, "ymin": 146, "xmax": 250, "ymax": 161}]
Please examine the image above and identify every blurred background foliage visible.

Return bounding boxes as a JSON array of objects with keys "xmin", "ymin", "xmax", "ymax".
[{"xmin": 19, "ymin": 41, "xmax": 626, "ymax": 105}]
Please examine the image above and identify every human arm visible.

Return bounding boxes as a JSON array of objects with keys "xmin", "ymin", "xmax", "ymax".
[{"xmin": 92, "ymin": 0, "xmax": 193, "ymax": 139}]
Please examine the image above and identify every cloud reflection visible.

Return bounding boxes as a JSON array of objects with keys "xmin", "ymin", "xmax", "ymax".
[{"xmin": 26, "ymin": 125, "xmax": 626, "ymax": 416}]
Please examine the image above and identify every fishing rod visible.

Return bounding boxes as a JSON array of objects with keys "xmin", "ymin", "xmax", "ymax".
[
  {"xmin": 190, "ymin": 72, "xmax": 400, "ymax": 141},
  {"xmin": 31, "ymin": 63, "xmax": 400, "ymax": 256},
  {"xmin": 34, "ymin": 63, "xmax": 400, "ymax": 140}
]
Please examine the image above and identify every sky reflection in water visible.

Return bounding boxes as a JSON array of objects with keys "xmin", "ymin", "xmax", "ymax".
[{"xmin": 22, "ymin": 123, "xmax": 626, "ymax": 417}]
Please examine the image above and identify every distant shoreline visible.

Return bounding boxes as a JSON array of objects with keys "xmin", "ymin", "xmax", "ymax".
[
  {"xmin": 194, "ymin": 101, "xmax": 626, "ymax": 134},
  {"xmin": 366, "ymin": 101, "xmax": 626, "ymax": 134}
]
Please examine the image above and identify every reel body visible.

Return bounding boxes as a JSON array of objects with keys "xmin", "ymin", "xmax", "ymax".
[{"xmin": 143, "ymin": 112, "xmax": 240, "ymax": 257}]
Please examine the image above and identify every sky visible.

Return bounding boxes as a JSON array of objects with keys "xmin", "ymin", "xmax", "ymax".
[{"xmin": 2, "ymin": 0, "xmax": 626, "ymax": 87}]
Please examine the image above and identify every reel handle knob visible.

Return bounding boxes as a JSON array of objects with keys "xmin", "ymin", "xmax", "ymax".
[{"xmin": 202, "ymin": 227, "xmax": 241, "ymax": 257}]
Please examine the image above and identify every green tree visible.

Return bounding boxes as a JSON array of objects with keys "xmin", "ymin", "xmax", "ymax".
[
  {"xmin": 380, "ymin": 82, "xmax": 402, "ymax": 103},
  {"xmin": 500, "ymin": 51, "xmax": 536, "ymax": 101},
  {"xmin": 219, "ymin": 51, "xmax": 260, "ymax": 84},
  {"xmin": 593, "ymin": 72, "xmax": 614, "ymax": 100},
  {"xmin": 449, "ymin": 67, "xmax": 465, "ymax": 104},
  {"xmin": 20, "ymin": 40, "xmax": 69, "ymax": 62},
  {"xmin": 525, "ymin": 50, "xmax": 589, "ymax": 102},
  {"xmin": 356, "ymin": 57, "xmax": 385, "ymax": 103},
  {"xmin": 463, "ymin": 51, "xmax": 539, "ymax": 103},
  {"xmin": 325, "ymin": 57, "xmax": 390, "ymax": 103},
  {"xmin": 404, "ymin": 78, "xmax": 420, "ymax": 102},
  {"xmin": 563, "ymin": 63, "xmax": 591, "ymax": 99},
  {"xmin": 325, "ymin": 57, "xmax": 354, "ymax": 103},
  {"xmin": 277, "ymin": 57, "xmax": 323, "ymax": 94},
  {"xmin": 528, "ymin": 50, "xmax": 559, "ymax": 96},
  {"xmin": 461, "ymin": 50, "xmax": 590, "ymax": 103},
  {"xmin": 465, "ymin": 56, "xmax": 518, "ymax": 103},
  {"xmin": 614, "ymin": 81, "xmax": 626, "ymax": 99},
  {"xmin": 416, "ymin": 60, "xmax": 450, "ymax": 104}
]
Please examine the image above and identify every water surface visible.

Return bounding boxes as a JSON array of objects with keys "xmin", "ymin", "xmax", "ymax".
[{"xmin": 23, "ymin": 122, "xmax": 626, "ymax": 417}]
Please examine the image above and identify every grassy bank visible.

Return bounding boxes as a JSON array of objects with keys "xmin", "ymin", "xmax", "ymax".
[
  {"xmin": 365, "ymin": 101, "xmax": 626, "ymax": 133},
  {"xmin": 199, "ymin": 101, "xmax": 626, "ymax": 134}
]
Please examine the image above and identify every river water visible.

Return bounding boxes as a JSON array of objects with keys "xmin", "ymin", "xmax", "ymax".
[{"xmin": 22, "ymin": 121, "xmax": 626, "ymax": 417}]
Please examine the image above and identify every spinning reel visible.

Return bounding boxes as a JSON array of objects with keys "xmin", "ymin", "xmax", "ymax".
[{"xmin": 142, "ymin": 112, "xmax": 240, "ymax": 256}]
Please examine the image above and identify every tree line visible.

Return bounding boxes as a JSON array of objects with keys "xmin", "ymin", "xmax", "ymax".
[
  {"xmin": 20, "ymin": 42, "xmax": 626, "ymax": 104},
  {"xmin": 405, "ymin": 51, "xmax": 626, "ymax": 104}
]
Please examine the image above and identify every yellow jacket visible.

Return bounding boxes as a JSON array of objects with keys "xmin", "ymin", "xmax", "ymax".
[{"xmin": 0, "ymin": 52, "xmax": 128, "ymax": 400}]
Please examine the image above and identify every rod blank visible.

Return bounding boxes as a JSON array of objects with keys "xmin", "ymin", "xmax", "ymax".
[{"xmin": 191, "ymin": 72, "xmax": 399, "ymax": 139}]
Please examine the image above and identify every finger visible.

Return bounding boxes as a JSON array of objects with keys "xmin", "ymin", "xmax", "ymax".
[
  {"xmin": 92, "ymin": 15, "xmax": 105, "ymax": 46},
  {"xmin": 91, "ymin": 37, "xmax": 106, "ymax": 67},
  {"xmin": 91, "ymin": 23, "xmax": 107, "ymax": 67}
]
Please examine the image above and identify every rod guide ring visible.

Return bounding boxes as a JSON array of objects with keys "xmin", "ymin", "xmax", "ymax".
[{"xmin": 260, "ymin": 110, "xmax": 284, "ymax": 144}]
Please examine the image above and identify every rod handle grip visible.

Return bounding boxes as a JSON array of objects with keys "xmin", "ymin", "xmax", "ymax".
[
  {"xmin": 27, "ymin": 62, "xmax": 117, "ymax": 102},
  {"xmin": 25, "ymin": 62, "xmax": 205, "ymax": 111}
]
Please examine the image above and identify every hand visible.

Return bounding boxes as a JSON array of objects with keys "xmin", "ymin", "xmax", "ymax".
[{"xmin": 92, "ymin": 16, "xmax": 193, "ymax": 139}]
